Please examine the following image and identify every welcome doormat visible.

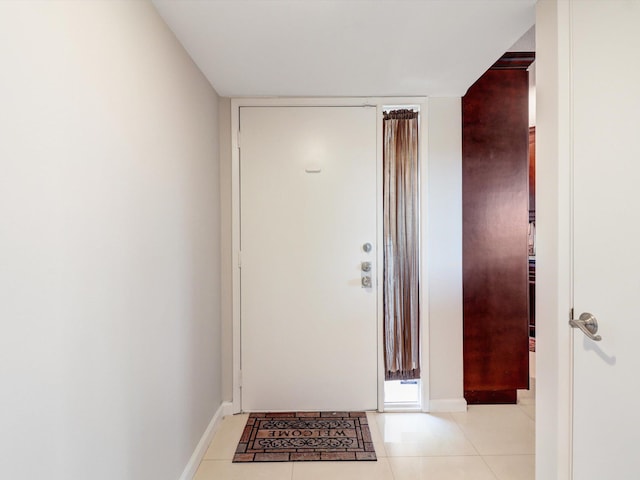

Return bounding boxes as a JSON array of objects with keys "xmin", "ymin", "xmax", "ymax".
[{"xmin": 232, "ymin": 412, "xmax": 377, "ymax": 462}]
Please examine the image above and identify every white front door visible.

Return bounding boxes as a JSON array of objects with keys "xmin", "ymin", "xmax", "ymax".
[
  {"xmin": 570, "ymin": 1, "xmax": 640, "ymax": 477},
  {"xmin": 239, "ymin": 106, "xmax": 378, "ymax": 412}
]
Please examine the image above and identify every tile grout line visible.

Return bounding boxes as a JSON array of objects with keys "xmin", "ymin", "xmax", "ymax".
[
  {"xmin": 481, "ymin": 453, "xmax": 537, "ymax": 480},
  {"xmin": 384, "ymin": 456, "xmax": 398, "ymax": 480},
  {"xmin": 447, "ymin": 411, "xmax": 484, "ymax": 457},
  {"xmin": 449, "ymin": 404, "xmax": 536, "ymax": 457},
  {"xmin": 479, "ymin": 454, "xmax": 502, "ymax": 480}
]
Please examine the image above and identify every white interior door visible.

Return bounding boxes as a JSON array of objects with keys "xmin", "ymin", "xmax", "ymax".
[
  {"xmin": 571, "ymin": 2, "xmax": 640, "ymax": 477},
  {"xmin": 239, "ymin": 106, "xmax": 378, "ymax": 412}
]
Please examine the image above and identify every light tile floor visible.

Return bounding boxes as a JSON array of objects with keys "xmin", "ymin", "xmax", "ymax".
[{"xmin": 194, "ymin": 385, "xmax": 535, "ymax": 480}]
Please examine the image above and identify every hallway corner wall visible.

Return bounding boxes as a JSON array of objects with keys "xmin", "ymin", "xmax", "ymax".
[{"xmin": 426, "ymin": 97, "xmax": 466, "ymax": 411}]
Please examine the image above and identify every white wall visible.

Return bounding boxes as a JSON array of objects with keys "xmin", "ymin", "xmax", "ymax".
[
  {"xmin": 529, "ymin": 61, "xmax": 537, "ymax": 127},
  {"xmin": 426, "ymin": 98, "xmax": 465, "ymax": 410},
  {"xmin": 0, "ymin": 2, "xmax": 222, "ymax": 479}
]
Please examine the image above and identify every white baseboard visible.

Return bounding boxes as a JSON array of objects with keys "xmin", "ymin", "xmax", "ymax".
[
  {"xmin": 428, "ymin": 397, "xmax": 468, "ymax": 412},
  {"xmin": 179, "ymin": 401, "xmax": 233, "ymax": 480}
]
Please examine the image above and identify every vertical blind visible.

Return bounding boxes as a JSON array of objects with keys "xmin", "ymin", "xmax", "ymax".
[{"xmin": 383, "ymin": 109, "xmax": 420, "ymax": 381}]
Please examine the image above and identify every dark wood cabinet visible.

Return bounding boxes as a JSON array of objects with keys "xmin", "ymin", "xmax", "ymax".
[
  {"xmin": 462, "ymin": 52, "xmax": 534, "ymax": 404},
  {"xmin": 529, "ymin": 126, "xmax": 536, "ymax": 212},
  {"xmin": 529, "ymin": 126, "xmax": 536, "ymax": 339},
  {"xmin": 529, "ymin": 257, "xmax": 536, "ymax": 337}
]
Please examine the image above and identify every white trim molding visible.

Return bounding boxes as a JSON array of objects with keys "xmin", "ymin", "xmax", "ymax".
[
  {"xmin": 535, "ymin": 1, "xmax": 574, "ymax": 479},
  {"xmin": 178, "ymin": 401, "xmax": 233, "ymax": 480}
]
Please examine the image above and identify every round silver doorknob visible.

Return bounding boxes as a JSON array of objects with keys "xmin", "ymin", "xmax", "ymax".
[{"xmin": 362, "ymin": 242, "xmax": 372, "ymax": 253}]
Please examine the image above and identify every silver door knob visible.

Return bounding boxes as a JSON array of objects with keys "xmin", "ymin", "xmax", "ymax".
[
  {"xmin": 361, "ymin": 261, "xmax": 372, "ymax": 272},
  {"xmin": 361, "ymin": 276, "xmax": 372, "ymax": 288},
  {"xmin": 569, "ymin": 312, "xmax": 602, "ymax": 341}
]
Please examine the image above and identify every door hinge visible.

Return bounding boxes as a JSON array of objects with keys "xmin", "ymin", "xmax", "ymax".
[
  {"xmin": 570, "ymin": 307, "xmax": 574, "ymax": 321},
  {"xmin": 238, "ymin": 370, "xmax": 243, "ymax": 388},
  {"xmin": 238, "ymin": 251, "xmax": 242, "ymax": 269}
]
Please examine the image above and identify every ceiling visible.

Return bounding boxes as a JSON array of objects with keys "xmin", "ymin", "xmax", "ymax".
[{"xmin": 152, "ymin": 0, "xmax": 536, "ymax": 98}]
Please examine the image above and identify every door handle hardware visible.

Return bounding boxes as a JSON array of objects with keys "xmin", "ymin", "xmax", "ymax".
[
  {"xmin": 361, "ymin": 261, "xmax": 372, "ymax": 272},
  {"xmin": 569, "ymin": 312, "xmax": 602, "ymax": 341},
  {"xmin": 361, "ymin": 276, "xmax": 372, "ymax": 288}
]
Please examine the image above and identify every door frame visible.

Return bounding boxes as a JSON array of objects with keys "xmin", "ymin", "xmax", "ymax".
[
  {"xmin": 536, "ymin": 1, "xmax": 573, "ymax": 478},
  {"xmin": 230, "ymin": 97, "xmax": 428, "ymax": 413}
]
